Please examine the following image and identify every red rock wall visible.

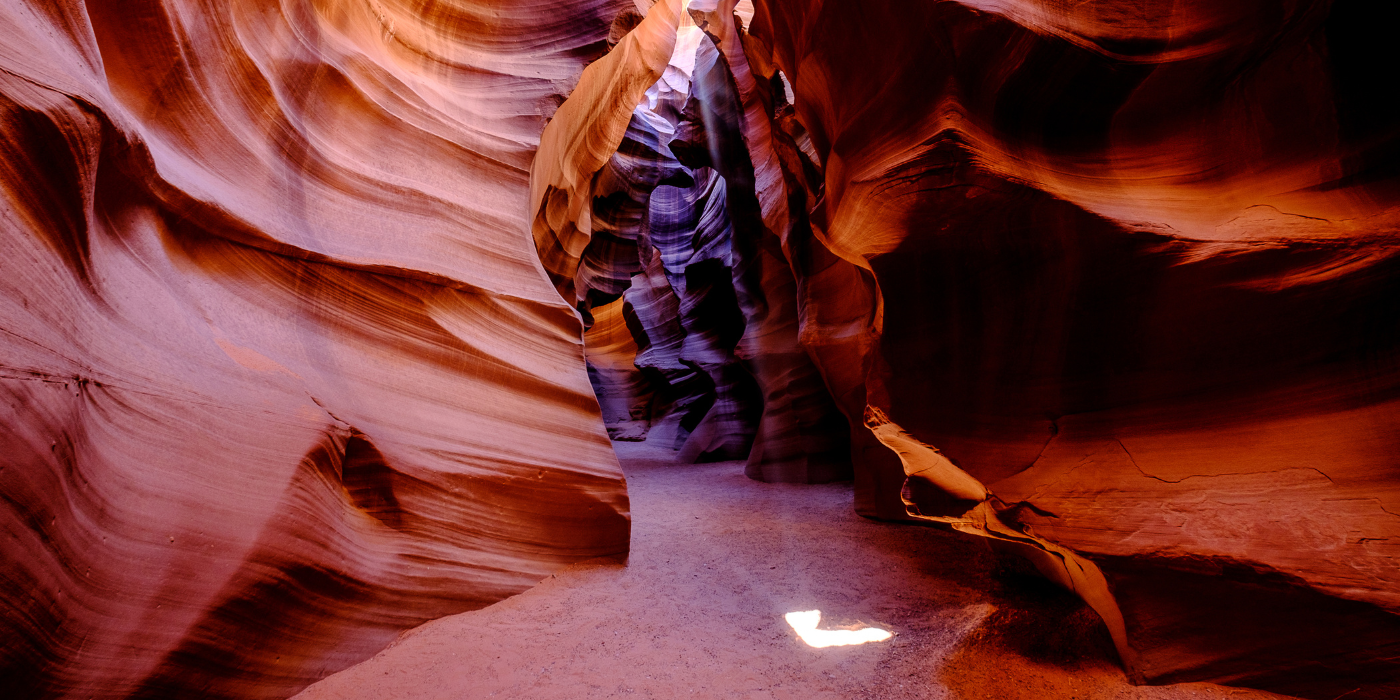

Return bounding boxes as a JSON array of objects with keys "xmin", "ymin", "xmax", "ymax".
[
  {"xmin": 8, "ymin": 0, "xmax": 1400, "ymax": 697},
  {"xmin": 744, "ymin": 0, "xmax": 1400, "ymax": 697},
  {"xmin": 0, "ymin": 0, "xmax": 632, "ymax": 696},
  {"xmin": 584, "ymin": 298, "xmax": 654, "ymax": 441},
  {"xmin": 535, "ymin": 2, "xmax": 850, "ymax": 478}
]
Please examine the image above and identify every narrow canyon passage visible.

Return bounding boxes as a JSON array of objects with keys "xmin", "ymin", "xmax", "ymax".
[
  {"xmin": 4, "ymin": 1, "xmax": 1398, "ymax": 697},
  {"xmin": 293, "ymin": 440, "xmax": 1289, "ymax": 700}
]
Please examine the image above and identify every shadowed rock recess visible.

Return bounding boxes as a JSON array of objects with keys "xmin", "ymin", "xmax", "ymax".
[{"xmin": 2, "ymin": 0, "xmax": 1398, "ymax": 698}]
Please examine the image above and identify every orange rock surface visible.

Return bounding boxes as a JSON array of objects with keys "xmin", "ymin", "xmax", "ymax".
[
  {"xmin": 4, "ymin": 0, "xmax": 1399, "ymax": 698},
  {"xmin": 1, "ymin": 0, "xmax": 632, "ymax": 696},
  {"xmin": 743, "ymin": 0, "xmax": 1400, "ymax": 696}
]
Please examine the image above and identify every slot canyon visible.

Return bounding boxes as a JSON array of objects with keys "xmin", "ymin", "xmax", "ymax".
[{"xmin": 2, "ymin": 0, "xmax": 1397, "ymax": 698}]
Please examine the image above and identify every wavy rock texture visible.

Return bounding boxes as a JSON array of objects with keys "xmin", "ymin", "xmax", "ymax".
[
  {"xmin": 536, "ymin": 1, "xmax": 848, "ymax": 477},
  {"xmin": 8, "ymin": 0, "xmax": 1399, "ymax": 698},
  {"xmin": 683, "ymin": 6, "xmax": 850, "ymax": 480},
  {"xmin": 0, "ymin": 0, "xmax": 634, "ymax": 697},
  {"xmin": 743, "ymin": 0, "xmax": 1400, "ymax": 697},
  {"xmin": 584, "ymin": 298, "xmax": 653, "ymax": 441},
  {"xmin": 570, "ymin": 17, "xmax": 763, "ymax": 458},
  {"xmin": 623, "ymin": 250, "xmax": 722, "ymax": 445}
]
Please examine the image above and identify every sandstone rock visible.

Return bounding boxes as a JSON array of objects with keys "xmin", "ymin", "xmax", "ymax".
[
  {"xmin": 745, "ymin": 0, "xmax": 1400, "ymax": 696},
  {"xmin": 542, "ymin": 2, "xmax": 848, "ymax": 475},
  {"xmin": 0, "ymin": 0, "xmax": 633, "ymax": 696},
  {"xmin": 585, "ymin": 299, "xmax": 655, "ymax": 441},
  {"xmin": 7, "ymin": 0, "xmax": 1399, "ymax": 698}
]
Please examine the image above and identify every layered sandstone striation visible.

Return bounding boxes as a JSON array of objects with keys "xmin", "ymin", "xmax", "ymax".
[
  {"xmin": 533, "ymin": 1, "xmax": 849, "ymax": 477},
  {"xmin": 0, "ymin": 0, "xmax": 633, "ymax": 697},
  {"xmin": 6, "ymin": 0, "xmax": 1400, "ymax": 698},
  {"xmin": 736, "ymin": 0, "xmax": 1400, "ymax": 697}
]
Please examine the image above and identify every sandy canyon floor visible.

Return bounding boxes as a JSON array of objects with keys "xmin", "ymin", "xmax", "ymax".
[{"xmin": 294, "ymin": 440, "xmax": 1295, "ymax": 700}]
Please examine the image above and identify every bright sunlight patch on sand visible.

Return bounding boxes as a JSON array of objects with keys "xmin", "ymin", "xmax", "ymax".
[{"xmin": 784, "ymin": 610, "xmax": 893, "ymax": 648}]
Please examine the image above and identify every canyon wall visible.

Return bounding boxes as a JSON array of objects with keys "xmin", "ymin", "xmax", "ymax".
[
  {"xmin": 533, "ymin": 1, "xmax": 849, "ymax": 478},
  {"xmin": 5, "ymin": 0, "xmax": 1400, "ymax": 698},
  {"xmin": 0, "ymin": 0, "xmax": 633, "ymax": 697},
  {"xmin": 740, "ymin": 0, "xmax": 1400, "ymax": 697}
]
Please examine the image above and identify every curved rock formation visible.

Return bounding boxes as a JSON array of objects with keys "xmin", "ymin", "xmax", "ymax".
[
  {"xmin": 584, "ymin": 298, "xmax": 654, "ymax": 441},
  {"xmin": 740, "ymin": 0, "xmax": 1400, "ymax": 697},
  {"xmin": 536, "ymin": 1, "xmax": 849, "ymax": 478},
  {"xmin": 7, "ymin": 0, "xmax": 1399, "ymax": 698},
  {"xmin": 0, "ymin": 0, "xmax": 633, "ymax": 696}
]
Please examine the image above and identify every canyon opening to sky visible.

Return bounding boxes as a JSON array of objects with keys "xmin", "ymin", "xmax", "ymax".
[{"xmin": 2, "ymin": 0, "xmax": 1399, "ymax": 698}]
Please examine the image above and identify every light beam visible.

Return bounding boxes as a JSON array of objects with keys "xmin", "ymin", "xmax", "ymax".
[{"xmin": 784, "ymin": 610, "xmax": 893, "ymax": 648}]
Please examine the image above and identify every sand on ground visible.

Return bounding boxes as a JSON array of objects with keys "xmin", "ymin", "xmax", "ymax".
[{"xmin": 293, "ymin": 440, "xmax": 1295, "ymax": 700}]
